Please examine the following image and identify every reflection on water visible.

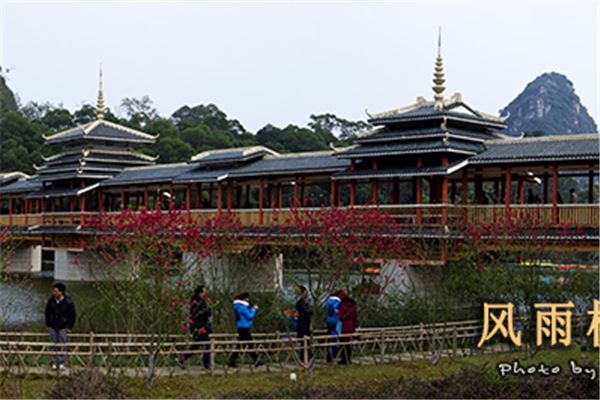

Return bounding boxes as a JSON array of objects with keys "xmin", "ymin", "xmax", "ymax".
[{"xmin": 0, "ymin": 278, "xmax": 102, "ymax": 331}]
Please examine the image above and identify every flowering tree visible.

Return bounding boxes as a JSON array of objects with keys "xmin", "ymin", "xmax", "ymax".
[
  {"xmin": 265, "ymin": 206, "xmax": 424, "ymax": 325},
  {"xmin": 0, "ymin": 227, "xmax": 26, "ymax": 330},
  {"xmin": 82, "ymin": 207, "xmax": 245, "ymax": 383}
]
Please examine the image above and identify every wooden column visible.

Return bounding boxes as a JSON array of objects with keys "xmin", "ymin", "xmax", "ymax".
[
  {"xmin": 294, "ymin": 181, "xmax": 299, "ymax": 207},
  {"xmin": 144, "ymin": 186, "xmax": 149, "ymax": 209},
  {"xmin": 217, "ymin": 182, "xmax": 223, "ymax": 217},
  {"xmin": 350, "ymin": 180, "xmax": 356, "ymax": 207},
  {"xmin": 153, "ymin": 191, "xmax": 159, "ymax": 210},
  {"xmin": 226, "ymin": 182, "xmax": 233, "ymax": 211},
  {"xmin": 259, "ymin": 179, "xmax": 265, "ymax": 224},
  {"xmin": 543, "ymin": 172, "xmax": 549, "ymax": 203},
  {"xmin": 441, "ymin": 156, "xmax": 449, "ymax": 225},
  {"xmin": 416, "ymin": 157, "xmax": 423, "ymax": 224},
  {"xmin": 41, "ymin": 198, "xmax": 45, "ymax": 224},
  {"xmin": 370, "ymin": 179, "xmax": 378, "ymax": 205},
  {"xmin": 69, "ymin": 196, "xmax": 74, "ymax": 224},
  {"xmin": 588, "ymin": 168, "xmax": 594, "ymax": 204},
  {"xmin": 416, "ymin": 178, "xmax": 423, "ymax": 224},
  {"xmin": 80, "ymin": 194, "xmax": 86, "ymax": 226},
  {"xmin": 24, "ymin": 199, "xmax": 29, "ymax": 225},
  {"xmin": 51, "ymin": 198, "xmax": 55, "ymax": 224},
  {"xmin": 504, "ymin": 166, "xmax": 512, "ymax": 224},
  {"xmin": 552, "ymin": 165, "xmax": 559, "ymax": 224}
]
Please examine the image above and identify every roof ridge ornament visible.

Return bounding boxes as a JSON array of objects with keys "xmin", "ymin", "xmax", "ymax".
[
  {"xmin": 97, "ymin": 65, "xmax": 105, "ymax": 120},
  {"xmin": 432, "ymin": 27, "xmax": 445, "ymax": 111}
]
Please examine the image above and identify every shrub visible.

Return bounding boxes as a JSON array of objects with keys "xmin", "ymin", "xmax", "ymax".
[{"xmin": 47, "ymin": 369, "xmax": 129, "ymax": 399}]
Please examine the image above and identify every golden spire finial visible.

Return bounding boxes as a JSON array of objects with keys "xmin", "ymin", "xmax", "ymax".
[
  {"xmin": 432, "ymin": 27, "xmax": 445, "ymax": 110},
  {"xmin": 97, "ymin": 65, "xmax": 105, "ymax": 119}
]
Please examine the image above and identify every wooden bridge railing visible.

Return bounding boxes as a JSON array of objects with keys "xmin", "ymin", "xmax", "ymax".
[{"xmin": 1, "ymin": 204, "xmax": 598, "ymax": 229}]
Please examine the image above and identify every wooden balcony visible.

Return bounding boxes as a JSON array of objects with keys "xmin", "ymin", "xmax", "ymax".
[{"xmin": 1, "ymin": 204, "xmax": 598, "ymax": 229}]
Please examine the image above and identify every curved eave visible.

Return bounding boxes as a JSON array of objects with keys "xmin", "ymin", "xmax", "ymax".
[
  {"xmin": 369, "ymin": 114, "xmax": 508, "ymax": 130},
  {"xmin": 227, "ymin": 166, "xmax": 348, "ymax": 179},
  {"xmin": 338, "ymin": 148, "xmax": 478, "ymax": 159},
  {"xmin": 46, "ymin": 135, "xmax": 156, "ymax": 146},
  {"xmin": 469, "ymin": 155, "xmax": 600, "ymax": 165},
  {"xmin": 356, "ymin": 132, "xmax": 488, "ymax": 145}
]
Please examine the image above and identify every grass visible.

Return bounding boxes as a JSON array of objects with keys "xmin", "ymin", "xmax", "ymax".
[{"xmin": 6, "ymin": 346, "xmax": 599, "ymax": 399}]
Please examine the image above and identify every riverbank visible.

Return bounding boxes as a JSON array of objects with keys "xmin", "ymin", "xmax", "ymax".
[{"xmin": 6, "ymin": 347, "xmax": 598, "ymax": 399}]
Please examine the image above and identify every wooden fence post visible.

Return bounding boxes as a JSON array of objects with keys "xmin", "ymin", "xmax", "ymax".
[
  {"xmin": 303, "ymin": 336, "xmax": 309, "ymax": 366},
  {"xmin": 452, "ymin": 327, "xmax": 457, "ymax": 357},
  {"xmin": 379, "ymin": 329, "xmax": 385, "ymax": 364},
  {"xmin": 89, "ymin": 331, "xmax": 95, "ymax": 368},
  {"xmin": 209, "ymin": 338, "xmax": 215, "ymax": 376}
]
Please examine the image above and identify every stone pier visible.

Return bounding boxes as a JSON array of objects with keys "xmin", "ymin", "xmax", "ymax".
[{"xmin": 5, "ymin": 243, "xmax": 41, "ymax": 274}]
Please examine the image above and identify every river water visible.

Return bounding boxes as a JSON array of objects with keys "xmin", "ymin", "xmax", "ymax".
[{"xmin": 0, "ymin": 278, "xmax": 103, "ymax": 331}]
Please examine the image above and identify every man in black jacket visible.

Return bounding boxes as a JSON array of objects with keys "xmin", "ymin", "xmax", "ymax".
[
  {"xmin": 179, "ymin": 286, "xmax": 212, "ymax": 369},
  {"xmin": 44, "ymin": 283, "xmax": 76, "ymax": 371}
]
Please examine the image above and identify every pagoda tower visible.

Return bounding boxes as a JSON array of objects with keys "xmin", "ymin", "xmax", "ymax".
[{"xmin": 31, "ymin": 69, "xmax": 158, "ymax": 209}]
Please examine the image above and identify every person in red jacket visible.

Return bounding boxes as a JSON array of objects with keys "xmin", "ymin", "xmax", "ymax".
[{"xmin": 337, "ymin": 291, "xmax": 357, "ymax": 364}]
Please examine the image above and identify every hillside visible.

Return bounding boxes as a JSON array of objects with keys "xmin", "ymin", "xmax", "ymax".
[{"xmin": 500, "ymin": 72, "xmax": 597, "ymax": 135}]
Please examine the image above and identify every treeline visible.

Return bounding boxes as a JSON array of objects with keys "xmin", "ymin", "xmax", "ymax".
[{"xmin": 0, "ymin": 93, "xmax": 369, "ymax": 174}]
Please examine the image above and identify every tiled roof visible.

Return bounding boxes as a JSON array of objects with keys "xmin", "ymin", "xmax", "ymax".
[
  {"xmin": 99, "ymin": 163, "xmax": 195, "ymax": 187},
  {"xmin": 44, "ymin": 120, "xmax": 157, "ymax": 145},
  {"xmin": 172, "ymin": 168, "xmax": 232, "ymax": 184},
  {"xmin": 190, "ymin": 146, "xmax": 278, "ymax": 166},
  {"xmin": 368, "ymin": 97, "xmax": 508, "ymax": 129},
  {"xmin": 228, "ymin": 153, "xmax": 350, "ymax": 178},
  {"xmin": 0, "ymin": 178, "xmax": 43, "ymax": 194},
  {"xmin": 470, "ymin": 134, "xmax": 600, "ymax": 164},
  {"xmin": 43, "ymin": 149, "xmax": 156, "ymax": 166},
  {"xmin": 26, "ymin": 183, "xmax": 98, "ymax": 199},
  {"xmin": 356, "ymin": 127, "xmax": 493, "ymax": 144},
  {"xmin": 332, "ymin": 160, "xmax": 467, "ymax": 180},
  {"xmin": 0, "ymin": 172, "xmax": 30, "ymax": 186},
  {"xmin": 338, "ymin": 139, "xmax": 483, "ymax": 158}
]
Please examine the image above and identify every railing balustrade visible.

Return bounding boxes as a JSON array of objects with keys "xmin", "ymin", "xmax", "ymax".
[{"xmin": 1, "ymin": 204, "xmax": 598, "ymax": 228}]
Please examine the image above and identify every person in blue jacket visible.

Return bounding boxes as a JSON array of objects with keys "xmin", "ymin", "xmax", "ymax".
[
  {"xmin": 325, "ymin": 290, "xmax": 342, "ymax": 362},
  {"xmin": 228, "ymin": 292, "xmax": 260, "ymax": 367}
]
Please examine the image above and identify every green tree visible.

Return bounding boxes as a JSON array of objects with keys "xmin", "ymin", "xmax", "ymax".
[
  {"xmin": 41, "ymin": 108, "xmax": 74, "ymax": 131},
  {"xmin": 155, "ymin": 136, "xmax": 194, "ymax": 163},
  {"xmin": 308, "ymin": 113, "xmax": 369, "ymax": 143},
  {"xmin": 0, "ymin": 111, "xmax": 47, "ymax": 173}
]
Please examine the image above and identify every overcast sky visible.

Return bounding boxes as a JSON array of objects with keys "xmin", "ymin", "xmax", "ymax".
[{"xmin": 1, "ymin": 1, "xmax": 598, "ymax": 132}]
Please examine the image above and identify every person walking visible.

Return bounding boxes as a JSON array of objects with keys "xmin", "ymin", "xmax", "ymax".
[
  {"xmin": 45, "ymin": 283, "xmax": 76, "ymax": 371},
  {"xmin": 337, "ymin": 291, "xmax": 357, "ymax": 365},
  {"xmin": 294, "ymin": 285, "xmax": 313, "ymax": 363},
  {"xmin": 325, "ymin": 291, "xmax": 342, "ymax": 362},
  {"xmin": 569, "ymin": 188, "xmax": 578, "ymax": 204},
  {"xmin": 179, "ymin": 286, "xmax": 212, "ymax": 369},
  {"xmin": 228, "ymin": 292, "xmax": 260, "ymax": 367}
]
